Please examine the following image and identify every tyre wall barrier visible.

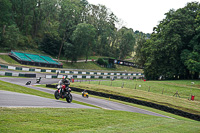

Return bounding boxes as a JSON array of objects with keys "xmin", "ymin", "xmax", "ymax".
[
  {"xmin": 0, "ymin": 71, "xmax": 36, "ymax": 77},
  {"xmin": 46, "ymin": 84, "xmax": 57, "ymax": 88}
]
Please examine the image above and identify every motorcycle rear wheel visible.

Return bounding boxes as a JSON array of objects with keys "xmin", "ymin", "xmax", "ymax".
[{"xmin": 66, "ymin": 94, "xmax": 72, "ymax": 103}]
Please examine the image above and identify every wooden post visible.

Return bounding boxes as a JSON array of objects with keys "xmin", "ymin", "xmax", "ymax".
[
  {"xmin": 148, "ymin": 86, "xmax": 150, "ymax": 92},
  {"xmin": 110, "ymin": 81, "xmax": 112, "ymax": 86},
  {"xmin": 121, "ymin": 82, "xmax": 124, "ymax": 88},
  {"xmin": 162, "ymin": 88, "xmax": 164, "ymax": 94},
  {"xmin": 135, "ymin": 84, "xmax": 137, "ymax": 89}
]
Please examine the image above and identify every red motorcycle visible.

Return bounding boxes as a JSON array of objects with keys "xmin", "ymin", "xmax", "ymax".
[{"xmin": 54, "ymin": 80, "xmax": 72, "ymax": 103}]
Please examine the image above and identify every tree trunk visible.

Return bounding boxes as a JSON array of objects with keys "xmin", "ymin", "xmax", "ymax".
[
  {"xmin": 58, "ymin": 34, "xmax": 66, "ymax": 60},
  {"xmin": 194, "ymin": 72, "xmax": 199, "ymax": 79},
  {"xmin": 2, "ymin": 25, "xmax": 6, "ymax": 36}
]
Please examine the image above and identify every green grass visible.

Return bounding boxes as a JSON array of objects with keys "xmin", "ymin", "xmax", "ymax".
[
  {"xmin": 0, "ymin": 108, "xmax": 200, "ymax": 133},
  {"xmin": 70, "ymin": 80, "xmax": 200, "ymax": 115},
  {"xmin": 61, "ymin": 61, "xmax": 143, "ymax": 72},
  {"xmin": 0, "ymin": 55, "xmax": 20, "ymax": 65},
  {"xmin": 84, "ymin": 80, "xmax": 200, "ymax": 100},
  {"xmin": 1, "ymin": 79, "xmax": 200, "ymax": 132}
]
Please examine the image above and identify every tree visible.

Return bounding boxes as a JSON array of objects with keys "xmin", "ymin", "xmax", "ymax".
[
  {"xmin": 72, "ymin": 23, "xmax": 96, "ymax": 62},
  {"xmin": 58, "ymin": 0, "xmax": 86, "ymax": 60},
  {"xmin": 87, "ymin": 4, "xmax": 118, "ymax": 57},
  {"xmin": 117, "ymin": 27, "xmax": 136, "ymax": 59},
  {"xmin": 2, "ymin": 25, "xmax": 26, "ymax": 50},
  {"xmin": 142, "ymin": 2, "xmax": 200, "ymax": 80},
  {"xmin": 135, "ymin": 33, "xmax": 148, "ymax": 67},
  {"xmin": 40, "ymin": 32, "xmax": 61, "ymax": 56},
  {"xmin": 0, "ymin": 0, "xmax": 13, "ymax": 48}
]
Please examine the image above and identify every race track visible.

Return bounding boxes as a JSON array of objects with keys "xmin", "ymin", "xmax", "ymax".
[
  {"xmin": 0, "ymin": 77, "xmax": 173, "ymax": 119},
  {"xmin": 0, "ymin": 90, "xmax": 95, "ymax": 109}
]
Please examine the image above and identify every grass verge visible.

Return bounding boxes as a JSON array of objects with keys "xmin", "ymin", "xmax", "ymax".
[
  {"xmin": 0, "ymin": 108, "xmax": 200, "ymax": 133},
  {"xmin": 70, "ymin": 80, "xmax": 200, "ymax": 115}
]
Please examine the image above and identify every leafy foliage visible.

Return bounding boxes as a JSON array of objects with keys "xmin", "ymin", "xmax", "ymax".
[
  {"xmin": 0, "ymin": 0, "xmax": 139, "ymax": 62},
  {"xmin": 141, "ymin": 2, "xmax": 200, "ymax": 79},
  {"xmin": 39, "ymin": 32, "xmax": 61, "ymax": 56}
]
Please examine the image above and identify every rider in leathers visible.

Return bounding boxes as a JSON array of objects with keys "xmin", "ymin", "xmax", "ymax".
[{"xmin": 61, "ymin": 77, "xmax": 70, "ymax": 93}]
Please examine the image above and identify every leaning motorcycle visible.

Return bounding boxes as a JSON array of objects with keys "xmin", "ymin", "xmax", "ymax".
[{"xmin": 54, "ymin": 80, "xmax": 72, "ymax": 103}]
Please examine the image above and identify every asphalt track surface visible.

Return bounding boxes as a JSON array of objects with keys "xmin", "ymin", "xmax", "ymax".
[
  {"xmin": 0, "ymin": 77, "xmax": 173, "ymax": 119},
  {"xmin": 0, "ymin": 90, "xmax": 95, "ymax": 109}
]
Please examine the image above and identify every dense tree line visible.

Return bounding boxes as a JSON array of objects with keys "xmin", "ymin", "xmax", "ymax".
[
  {"xmin": 2, "ymin": 0, "xmax": 198, "ymax": 80},
  {"xmin": 135, "ymin": 2, "xmax": 200, "ymax": 79},
  {"xmin": 0, "ymin": 0, "xmax": 138, "ymax": 62}
]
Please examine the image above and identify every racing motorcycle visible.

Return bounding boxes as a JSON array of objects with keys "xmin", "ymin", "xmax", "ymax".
[
  {"xmin": 54, "ymin": 80, "xmax": 72, "ymax": 103},
  {"xmin": 82, "ymin": 90, "xmax": 89, "ymax": 98}
]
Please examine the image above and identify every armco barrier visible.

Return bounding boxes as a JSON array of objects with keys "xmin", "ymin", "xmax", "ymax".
[
  {"xmin": 0, "ymin": 64, "xmax": 144, "ymax": 78},
  {"xmin": 24, "ymin": 74, "xmax": 36, "ymax": 77},
  {"xmin": 0, "ymin": 71, "xmax": 36, "ymax": 77},
  {"xmin": 46, "ymin": 85, "xmax": 200, "ymax": 121},
  {"xmin": 45, "ymin": 74, "xmax": 136, "ymax": 79}
]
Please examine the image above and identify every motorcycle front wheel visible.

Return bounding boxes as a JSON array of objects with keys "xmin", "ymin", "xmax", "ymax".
[
  {"xmin": 66, "ymin": 94, "xmax": 72, "ymax": 103},
  {"xmin": 54, "ymin": 90, "xmax": 60, "ymax": 100}
]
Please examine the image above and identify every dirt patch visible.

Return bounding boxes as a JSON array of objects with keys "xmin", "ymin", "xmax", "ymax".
[
  {"xmin": 0, "ymin": 53, "xmax": 8, "ymax": 55},
  {"xmin": 0, "ymin": 57, "xmax": 8, "ymax": 64}
]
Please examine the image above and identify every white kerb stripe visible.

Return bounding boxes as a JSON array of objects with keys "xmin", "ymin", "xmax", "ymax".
[
  {"xmin": 0, "ymin": 71, "xmax": 5, "ymax": 75},
  {"xmin": 46, "ymin": 70, "xmax": 51, "ymax": 73},
  {"xmin": 46, "ymin": 75, "xmax": 52, "ymax": 78},
  {"xmin": 58, "ymin": 75, "xmax": 63, "ymax": 78},
  {"xmin": 86, "ymin": 76, "xmax": 91, "ymax": 79},
  {"xmin": 90, "ymin": 72, "xmax": 94, "ymax": 75},
  {"xmin": 35, "ymin": 69, "xmax": 41, "ymax": 72},
  {"xmin": 65, "ymin": 71, "xmax": 70, "ymax": 74},
  {"xmin": 8, "ymin": 66, "xmax": 16, "ymax": 70},
  {"xmin": 12, "ymin": 73, "xmax": 19, "ymax": 76},
  {"xmin": 68, "ymin": 75, "xmax": 73, "ymax": 78},
  {"xmin": 77, "ymin": 75, "xmax": 82, "ymax": 78},
  {"xmin": 22, "ymin": 68, "xmax": 29, "ymax": 71}
]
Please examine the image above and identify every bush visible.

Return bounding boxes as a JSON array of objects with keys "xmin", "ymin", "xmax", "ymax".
[{"xmin": 97, "ymin": 58, "xmax": 105, "ymax": 65}]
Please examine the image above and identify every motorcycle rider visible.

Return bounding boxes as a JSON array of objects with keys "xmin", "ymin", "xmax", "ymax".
[{"xmin": 61, "ymin": 76, "xmax": 70, "ymax": 93}]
